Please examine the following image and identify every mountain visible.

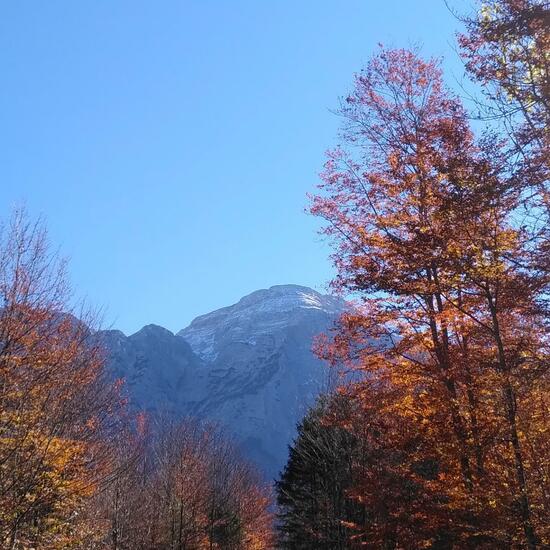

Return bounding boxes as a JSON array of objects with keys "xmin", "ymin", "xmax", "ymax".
[
  {"xmin": 98, "ymin": 324, "xmax": 206, "ymax": 414},
  {"xmin": 100, "ymin": 285, "xmax": 347, "ymax": 477}
]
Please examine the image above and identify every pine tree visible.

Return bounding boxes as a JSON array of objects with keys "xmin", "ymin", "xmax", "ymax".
[{"xmin": 276, "ymin": 396, "xmax": 367, "ymax": 549}]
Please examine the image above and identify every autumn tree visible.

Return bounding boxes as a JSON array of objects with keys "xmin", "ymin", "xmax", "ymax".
[
  {"xmin": 311, "ymin": 47, "xmax": 549, "ymax": 548},
  {"xmin": 86, "ymin": 413, "xmax": 152, "ymax": 550},
  {"xmin": 458, "ymin": 0, "xmax": 549, "ymax": 185},
  {"xmin": 0, "ymin": 209, "xmax": 121, "ymax": 549},
  {"xmin": 152, "ymin": 419, "xmax": 274, "ymax": 550},
  {"xmin": 458, "ymin": 0, "xmax": 549, "ymax": 288},
  {"xmin": 90, "ymin": 416, "xmax": 274, "ymax": 550}
]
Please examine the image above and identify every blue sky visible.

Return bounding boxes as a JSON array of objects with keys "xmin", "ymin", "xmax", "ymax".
[{"xmin": 1, "ymin": 1, "xmax": 470, "ymax": 334}]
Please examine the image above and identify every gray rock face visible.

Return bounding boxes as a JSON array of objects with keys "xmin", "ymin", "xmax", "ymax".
[
  {"xmin": 98, "ymin": 324, "xmax": 207, "ymax": 414},
  {"xmin": 100, "ymin": 285, "xmax": 346, "ymax": 478}
]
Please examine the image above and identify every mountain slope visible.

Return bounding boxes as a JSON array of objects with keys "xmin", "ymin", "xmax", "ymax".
[
  {"xmin": 98, "ymin": 324, "xmax": 207, "ymax": 414},
  {"xmin": 178, "ymin": 285, "xmax": 346, "ymax": 475}
]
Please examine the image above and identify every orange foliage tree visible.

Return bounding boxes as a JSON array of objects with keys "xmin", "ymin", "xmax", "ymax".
[
  {"xmin": 458, "ymin": 0, "xmax": 549, "ymax": 186},
  {"xmin": 311, "ymin": 47, "xmax": 549, "ymax": 548},
  {"xmin": 0, "ymin": 209, "xmax": 121, "ymax": 549},
  {"xmin": 92, "ymin": 416, "xmax": 274, "ymax": 550}
]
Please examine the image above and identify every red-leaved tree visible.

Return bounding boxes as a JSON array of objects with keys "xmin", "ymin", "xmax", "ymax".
[{"xmin": 311, "ymin": 47, "xmax": 549, "ymax": 548}]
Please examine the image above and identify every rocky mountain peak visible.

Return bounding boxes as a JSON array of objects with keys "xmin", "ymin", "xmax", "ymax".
[
  {"xmin": 132, "ymin": 323, "xmax": 176, "ymax": 340},
  {"xmin": 178, "ymin": 284, "xmax": 345, "ymax": 361},
  {"xmin": 235, "ymin": 284, "xmax": 343, "ymax": 313}
]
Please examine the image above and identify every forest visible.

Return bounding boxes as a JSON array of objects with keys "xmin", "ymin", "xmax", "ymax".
[{"xmin": 1, "ymin": 0, "xmax": 548, "ymax": 548}]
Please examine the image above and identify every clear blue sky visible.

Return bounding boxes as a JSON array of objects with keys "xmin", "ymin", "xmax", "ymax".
[{"xmin": 1, "ymin": 1, "xmax": 470, "ymax": 335}]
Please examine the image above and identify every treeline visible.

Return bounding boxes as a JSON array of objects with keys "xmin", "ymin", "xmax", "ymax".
[
  {"xmin": 94, "ymin": 417, "xmax": 273, "ymax": 549},
  {"xmin": 0, "ymin": 211, "xmax": 273, "ymax": 548},
  {"xmin": 277, "ymin": 1, "xmax": 549, "ymax": 548}
]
